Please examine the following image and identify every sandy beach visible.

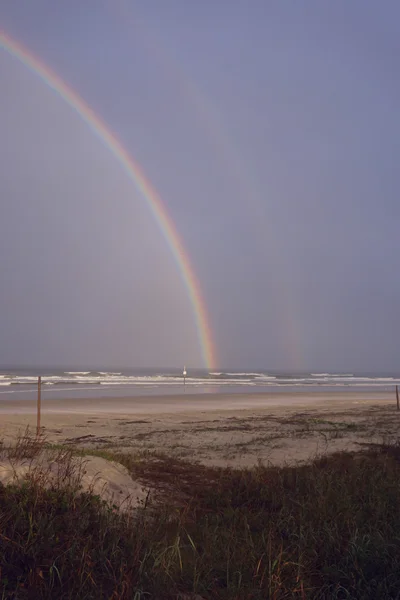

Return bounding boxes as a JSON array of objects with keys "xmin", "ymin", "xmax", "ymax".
[{"xmin": 0, "ymin": 391, "xmax": 398, "ymax": 467}]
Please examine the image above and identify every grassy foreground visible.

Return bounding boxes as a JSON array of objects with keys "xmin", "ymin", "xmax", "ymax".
[{"xmin": 1, "ymin": 439, "xmax": 400, "ymax": 599}]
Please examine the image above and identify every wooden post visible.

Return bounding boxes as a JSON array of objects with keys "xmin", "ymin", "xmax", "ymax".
[
  {"xmin": 396, "ymin": 385, "xmax": 399, "ymax": 411},
  {"xmin": 37, "ymin": 376, "xmax": 42, "ymax": 436}
]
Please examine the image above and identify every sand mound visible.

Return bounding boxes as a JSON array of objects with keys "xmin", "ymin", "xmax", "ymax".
[{"xmin": 0, "ymin": 452, "xmax": 147, "ymax": 510}]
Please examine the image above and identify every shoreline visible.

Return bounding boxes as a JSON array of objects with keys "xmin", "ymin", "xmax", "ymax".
[{"xmin": 0, "ymin": 389, "xmax": 394, "ymax": 415}]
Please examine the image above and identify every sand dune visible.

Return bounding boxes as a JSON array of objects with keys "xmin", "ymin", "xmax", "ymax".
[{"xmin": 0, "ymin": 450, "xmax": 147, "ymax": 509}]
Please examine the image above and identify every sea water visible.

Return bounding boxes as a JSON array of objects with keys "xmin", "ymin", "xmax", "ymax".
[{"xmin": 0, "ymin": 368, "xmax": 399, "ymax": 401}]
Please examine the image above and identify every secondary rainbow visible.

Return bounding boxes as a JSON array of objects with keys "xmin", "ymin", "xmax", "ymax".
[{"xmin": 0, "ymin": 30, "xmax": 217, "ymax": 370}]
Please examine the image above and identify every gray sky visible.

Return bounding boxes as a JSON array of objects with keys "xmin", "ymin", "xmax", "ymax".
[{"xmin": 1, "ymin": 1, "xmax": 400, "ymax": 371}]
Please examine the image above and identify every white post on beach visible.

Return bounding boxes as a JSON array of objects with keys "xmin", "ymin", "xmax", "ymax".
[
  {"xmin": 37, "ymin": 376, "xmax": 42, "ymax": 436},
  {"xmin": 183, "ymin": 365, "xmax": 187, "ymax": 387}
]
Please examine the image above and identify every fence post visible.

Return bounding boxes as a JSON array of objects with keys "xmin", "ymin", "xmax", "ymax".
[
  {"xmin": 37, "ymin": 376, "xmax": 42, "ymax": 436},
  {"xmin": 396, "ymin": 385, "xmax": 399, "ymax": 411}
]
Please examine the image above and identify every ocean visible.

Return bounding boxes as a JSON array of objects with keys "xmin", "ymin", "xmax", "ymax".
[{"xmin": 0, "ymin": 368, "xmax": 399, "ymax": 401}]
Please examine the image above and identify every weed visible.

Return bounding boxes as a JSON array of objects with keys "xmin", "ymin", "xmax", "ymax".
[{"xmin": 1, "ymin": 435, "xmax": 400, "ymax": 597}]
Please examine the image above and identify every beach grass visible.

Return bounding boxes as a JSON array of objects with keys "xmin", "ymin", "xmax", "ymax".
[{"xmin": 1, "ymin": 435, "xmax": 400, "ymax": 598}]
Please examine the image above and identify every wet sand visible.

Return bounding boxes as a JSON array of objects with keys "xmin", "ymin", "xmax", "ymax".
[{"xmin": 0, "ymin": 390, "xmax": 392, "ymax": 414}]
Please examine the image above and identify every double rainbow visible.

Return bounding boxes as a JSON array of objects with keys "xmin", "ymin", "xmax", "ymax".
[{"xmin": 0, "ymin": 30, "xmax": 217, "ymax": 370}]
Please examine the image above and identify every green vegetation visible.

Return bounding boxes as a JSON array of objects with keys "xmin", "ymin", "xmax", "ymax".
[{"xmin": 1, "ymin": 435, "xmax": 400, "ymax": 598}]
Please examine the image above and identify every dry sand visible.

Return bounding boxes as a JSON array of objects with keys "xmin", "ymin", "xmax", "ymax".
[{"xmin": 0, "ymin": 391, "xmax": 399, "ymax": 468}]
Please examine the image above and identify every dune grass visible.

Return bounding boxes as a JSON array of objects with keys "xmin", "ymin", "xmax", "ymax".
[{"xmin": 1, "ymin": 435, "xmax": 400, "ymax": 598}]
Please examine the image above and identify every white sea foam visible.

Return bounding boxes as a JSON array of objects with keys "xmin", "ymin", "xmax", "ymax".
[
  {"xmin": 65, "ymin": 371, "xmax": 91, "ymax": 375},
  {"xmin": 311, "ymin": 373, "xmax": 354, "ymax": 377},
  {"xmin": 224, "ymin": 372, "xmax": 266, "ymax": 377},
  {"xmin": 12, "ymin": 377, "xmax": 40, "ymax": 384},
  {"xmin": 98, "ymin": 372, "xmax": 122, "ymax": 376},
  {"xmin": 311, "ymin": 373, "xmax": 331, "ymax": 377}
]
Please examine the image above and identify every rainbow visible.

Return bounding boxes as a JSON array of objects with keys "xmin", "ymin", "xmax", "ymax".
[
  {"xmin": 107, "ymin": 4, "xmax": 304, "ymax": 369},
  {"xmin": 0, "ymin": 30, "xmax": 217, "ymax": 370}
]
